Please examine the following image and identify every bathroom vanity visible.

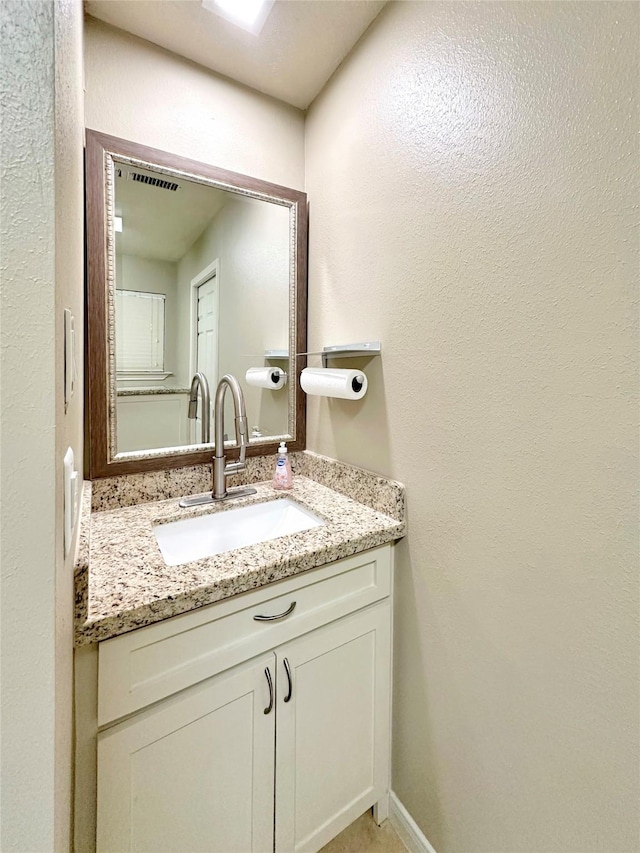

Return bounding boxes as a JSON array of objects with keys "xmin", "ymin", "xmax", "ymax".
[
  {"xmin": 74, "ymin": 454, "xmax": 405, "ymax": 853},
  {"xmin": 78, "ymin": 131, "xmax": 405, "ymax": 853},
  {"xmin": 97, "ymin": 546, "xmax": 391, "ymax": 853}
]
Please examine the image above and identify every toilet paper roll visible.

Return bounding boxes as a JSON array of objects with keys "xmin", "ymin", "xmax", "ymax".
[
  {"xmin": 300, "ymin": 368, "xmax": 368, "ymax": 400},
  {"xmin": 245, "ymin": 367, "xmax": 287, "ymax": 390}
]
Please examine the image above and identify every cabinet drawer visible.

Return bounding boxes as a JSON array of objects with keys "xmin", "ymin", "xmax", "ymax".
[{"xmin": 98, "ymin": 545, "xmax": 391, "ymax": 726}]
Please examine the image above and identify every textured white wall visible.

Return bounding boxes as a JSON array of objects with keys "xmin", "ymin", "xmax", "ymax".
[
  {"xmin": 0, "ymin": 5, "xmax": 56, "ymax": 846},
  {"xmin": 305, "ymin": 2, "xmax": 639, "ymax": 851},
  {"xmin": 0, "ymin": 0, "xmax": 84, "ymax": 849},
  {"xmin": 84, "ymin": 16, "xmax": 305, "ymax": 191},
  {"xmin": 53, "ymin": 3, "xmax": 85, "ymax": 848}
]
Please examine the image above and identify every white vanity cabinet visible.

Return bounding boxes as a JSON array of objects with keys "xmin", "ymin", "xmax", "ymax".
[
  {"xmin": 275, "ymin": 604, "xmax": 390, "ymax": 853},
  {"xmin": 97, "ymin": 654, "xmax": 276, "ymax": 853},
  {"xmin": 95, "ymin": 544, "xmax": 393, "ymax": 853}
]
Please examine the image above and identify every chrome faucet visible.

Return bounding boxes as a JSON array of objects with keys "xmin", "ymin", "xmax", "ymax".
[
  {"xmin": 187, "ymin": 372, "xmax": 211, "ymax": 444},
  {"xmin": 212, "ymin": 374, "xmax": 257, "ymax": 500},
  {"xmin": 180, "ymin": 374, "xmax": 257, "ymax": 507}
]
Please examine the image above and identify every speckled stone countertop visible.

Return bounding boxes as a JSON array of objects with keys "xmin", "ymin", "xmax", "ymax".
[
  {"xmin": 75, "ymin": 454, "xmax": 405, "ymax": 646},
  {"xmin": 117, "ymin": 388, "xmax": 190, "ymax": 396}
]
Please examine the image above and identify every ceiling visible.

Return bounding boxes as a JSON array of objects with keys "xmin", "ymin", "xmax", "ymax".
[
  {"xmin": 84, "ymin": 0, "xmax": 388, "ymax": 110},
  {"xmin": 115, "ymin": 162, "xmax": 229, "ymax": 261}
]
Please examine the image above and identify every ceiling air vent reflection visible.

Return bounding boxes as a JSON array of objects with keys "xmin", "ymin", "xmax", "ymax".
[{"xmin": 129, "ymin": 172, "xmax": 180, "ymax": 192}]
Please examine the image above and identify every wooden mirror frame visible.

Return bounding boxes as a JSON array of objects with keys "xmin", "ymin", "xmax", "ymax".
[{"xmin": 85, "ymin": 130, "xmax": 307, "ymax": 479}]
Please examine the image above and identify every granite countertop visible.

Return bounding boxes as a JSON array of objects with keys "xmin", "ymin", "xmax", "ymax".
[
  {"xmin": 117, "ymin": 388, "xmax": 191, "ymax": 396},
  {"xmin": 75, "ymin": 460, "xmax": 405, "ymax": 646}
]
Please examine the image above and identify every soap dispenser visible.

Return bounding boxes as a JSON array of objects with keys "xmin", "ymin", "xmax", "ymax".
[{"xmin": 273, "ymin": 441, "xmax": 293, "ymax": 490}]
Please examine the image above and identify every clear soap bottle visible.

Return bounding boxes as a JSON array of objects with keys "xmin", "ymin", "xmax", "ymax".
[{"xmin": 273, "ymin": 441, "xmax": 293, "ymax": 490}]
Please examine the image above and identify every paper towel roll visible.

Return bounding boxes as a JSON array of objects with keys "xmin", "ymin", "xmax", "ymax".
[
  {"xmin": 300, "ymin": 368, "xmax": 368, "ymax": 400},
  {"xmin": 245, "ymin": 367, "xmax": 287, "ymax": 390}
]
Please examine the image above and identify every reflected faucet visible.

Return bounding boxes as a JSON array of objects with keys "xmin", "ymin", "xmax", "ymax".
[
  {"xmin": 180, "ymin": 374, "xmax": 257, "ymax": 508},
  {"xmin": 187, "ymin": 372, "xmax": 211, "ymax": 444}
]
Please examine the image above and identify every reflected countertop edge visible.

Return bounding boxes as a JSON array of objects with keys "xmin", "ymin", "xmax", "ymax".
[{"xmin": 116, "ymin": 387, "xmax": 191, "ymax": 396}]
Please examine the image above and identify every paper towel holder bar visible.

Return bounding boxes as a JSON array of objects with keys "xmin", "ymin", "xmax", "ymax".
[
  {"xmin": 296, "ymin": 342, "xmax": 381, "ymax": 366},
  {"xmin": 320, "ymin": 341, "xmax": 381, "ymax": 368},
  {"xmin": 298, "ymin": 341, "xmax": 382, "ymax": 367}
]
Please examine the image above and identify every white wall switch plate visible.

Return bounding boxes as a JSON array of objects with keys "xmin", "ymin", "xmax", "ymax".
[
  {"xmin": 64, "ymin": 308, "xmax": 76, "ymax": 411},
  {"xmin": 63, "ymin": 446, "xmax": 78, "ymax": 557}
]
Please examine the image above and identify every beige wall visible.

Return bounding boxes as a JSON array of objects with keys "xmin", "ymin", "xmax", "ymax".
[
  {"xmin": 84, "ymin": 16, "xmax": 305, "ymax": 191},
  {"xmin": 0, "ymin": 0, "xmax": 84, "ymax": 849},
  {"xmin": 305, "ymin": 2, "xmax": 639, "ymax": 851}
]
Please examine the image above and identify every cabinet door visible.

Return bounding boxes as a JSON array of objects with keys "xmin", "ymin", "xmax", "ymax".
[
  {"xmin": 275, "ymin": 604, "xmax": 391, "ymax": 853},
  {"xmin": 97, "ymin": 654, "xmax": 276, "ymax": 853}
]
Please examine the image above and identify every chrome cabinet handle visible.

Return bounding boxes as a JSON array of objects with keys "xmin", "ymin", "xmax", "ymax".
[
  {"xmin": 253, "ymin": 601, "xmax": 297, "ymax": 622},
  {"xmin": 264, "ymin": 667, "xmax": 274, "ymax": 715},
  {"xmin": 283, "ymin": 657, "xmax": 293, "ymax": 703}
]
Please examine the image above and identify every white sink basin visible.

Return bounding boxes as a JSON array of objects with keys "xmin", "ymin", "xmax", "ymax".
[{"xmin": 154, "ymin": 498, "xmax": 325, "ymax": 566}]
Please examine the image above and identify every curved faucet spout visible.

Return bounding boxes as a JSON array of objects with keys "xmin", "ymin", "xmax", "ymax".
[
  {"xmin": 179, "ymin": 373, "xmax": 257, "ymax": 507},
  {"xmin": 187, "ymin": 372, "xmax": 211, "ymax": 444},
  {"xmin": 213, "ymin": 374, "xmax": 250, "ymax": 498}
]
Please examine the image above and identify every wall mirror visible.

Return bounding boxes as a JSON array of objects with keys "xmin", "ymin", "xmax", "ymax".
[{"xmin": 85, "ymin": 130, "xmax": 307, "ymax": 478}]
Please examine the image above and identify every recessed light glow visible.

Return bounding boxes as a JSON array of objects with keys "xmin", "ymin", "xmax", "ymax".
[
  {"xmin": 202, "ymin": 0, "xmax": 274, "ymax": 35},
  {"xmin": 215, "ymin": 0, "xmax": 263, "ymax": 26},
  {"xmin": 114, "ymin": 216, "xmax": 123, "ymax": 233}
]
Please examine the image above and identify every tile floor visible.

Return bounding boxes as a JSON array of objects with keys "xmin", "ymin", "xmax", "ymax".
[{"xmin": 319, "ymin": 810, "xmax": 407, "ymax": 853}]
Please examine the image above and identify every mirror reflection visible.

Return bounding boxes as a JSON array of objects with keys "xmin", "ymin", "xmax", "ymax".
[{"xmin": 113, "ymin": 159, "xmax": 291, "ymax": 454}]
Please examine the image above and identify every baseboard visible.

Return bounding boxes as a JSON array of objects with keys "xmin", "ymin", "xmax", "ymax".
[{"xmin": 389, "ymin": 791, "xmax": 437, "ymax": 853}]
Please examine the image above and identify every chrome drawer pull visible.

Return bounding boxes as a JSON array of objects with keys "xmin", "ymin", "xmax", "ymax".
[
  {"xmin": 283, "ymin": 657, "xmax": 293, "ymax": 703},
  {"xmin": 264, "ymin": 667, "xmax": 274, "ymax": 715},
  {"xmin": 253, "ymin": 601, "xmax": 297, "ymax": 622}
]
